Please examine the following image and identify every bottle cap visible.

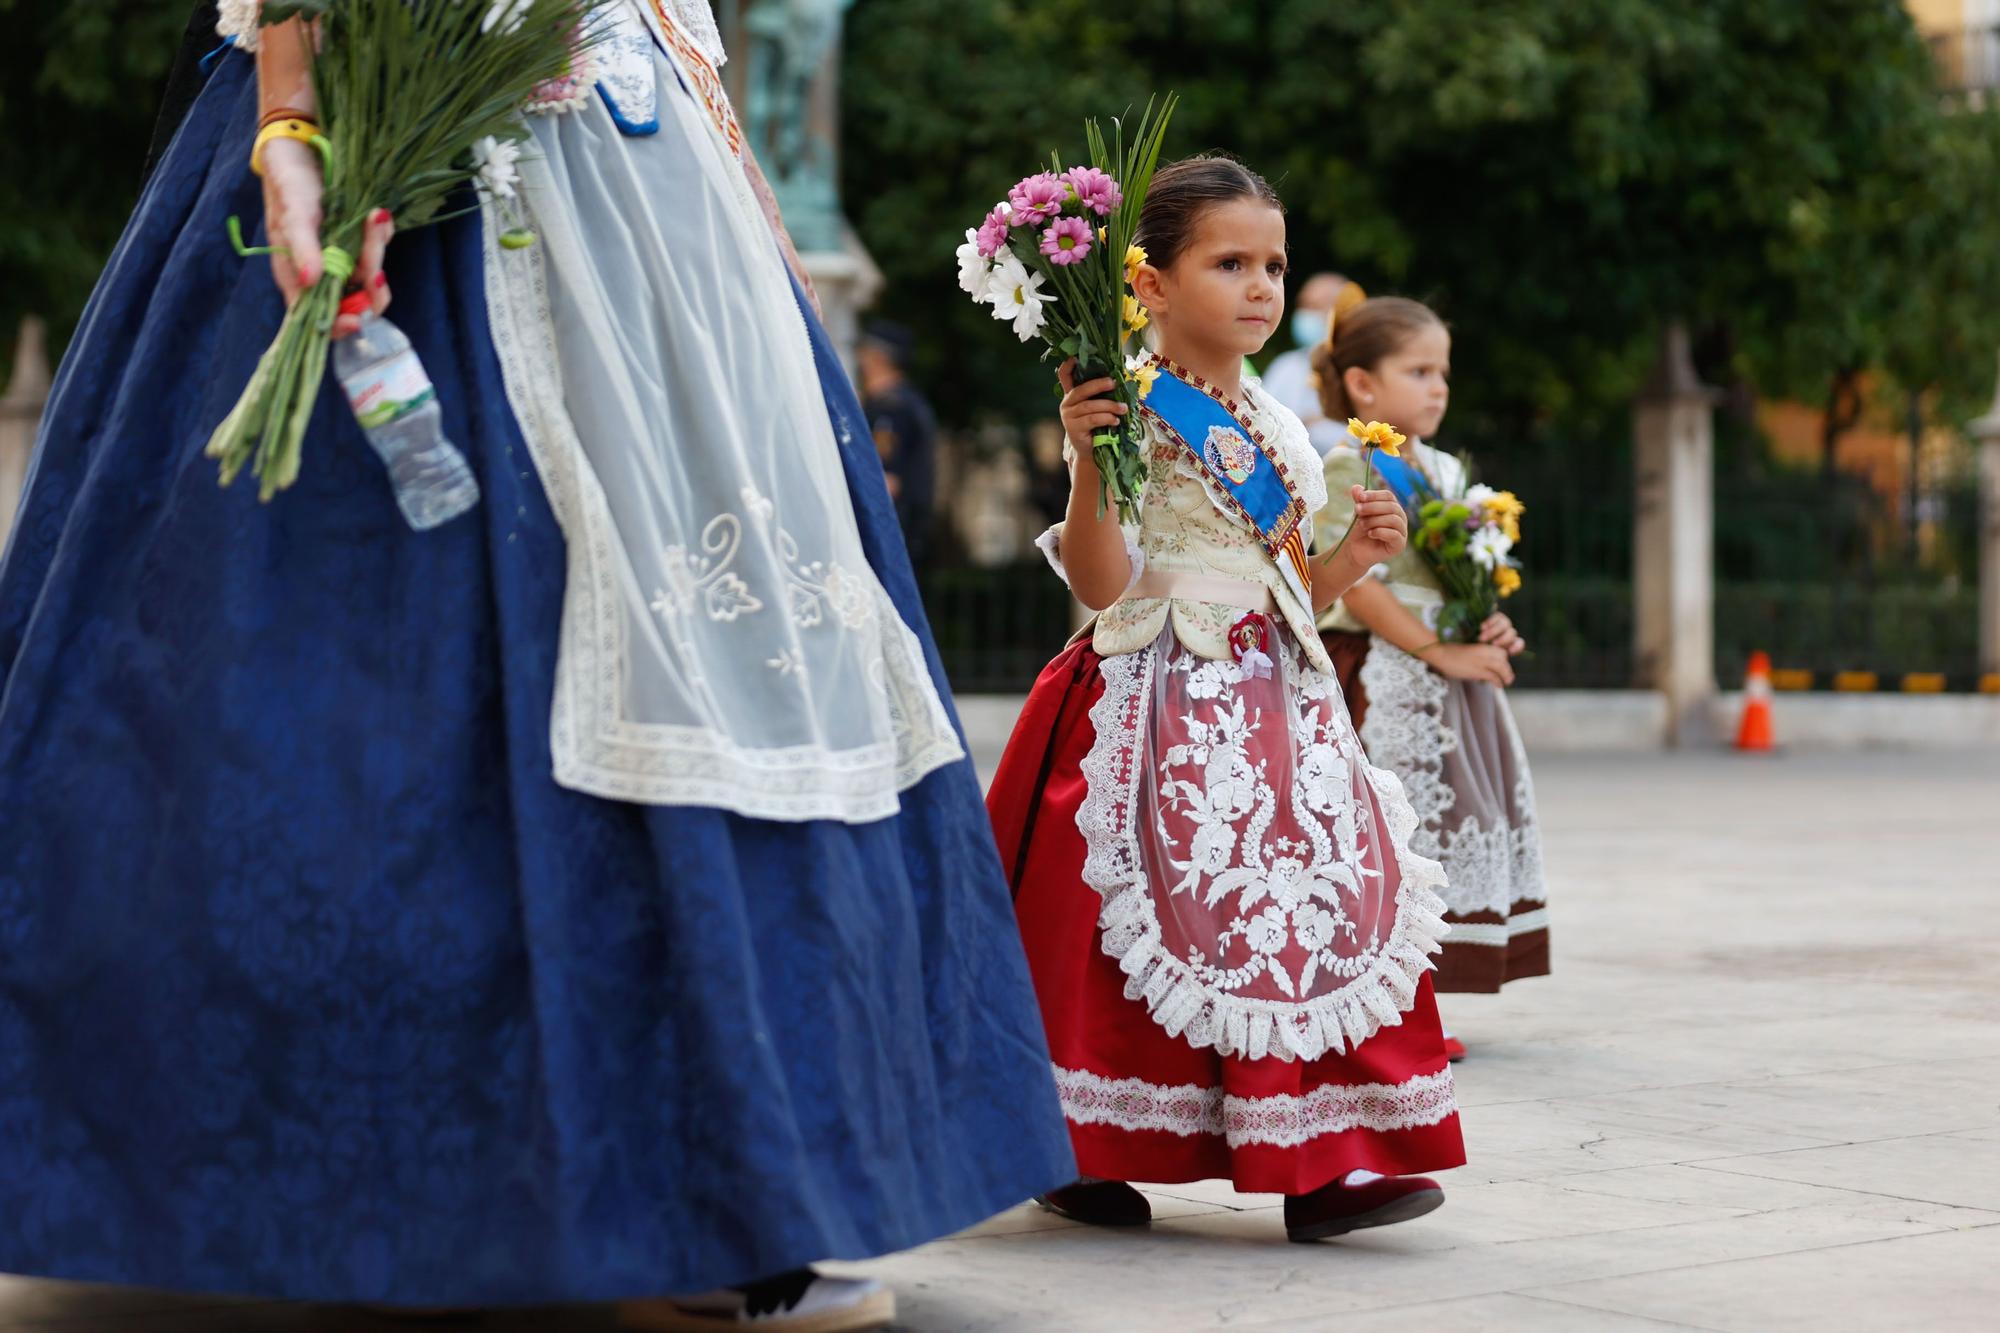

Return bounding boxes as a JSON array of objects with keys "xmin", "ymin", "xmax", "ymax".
[{"xmin": 338, "ymin": 291, "xmax": 371, "ymax": 318}]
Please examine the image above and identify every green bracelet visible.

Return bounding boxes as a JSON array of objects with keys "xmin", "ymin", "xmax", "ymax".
[{"xmin": 1411, "ymin": 639, "xmax": 1443, "ymax": 657}]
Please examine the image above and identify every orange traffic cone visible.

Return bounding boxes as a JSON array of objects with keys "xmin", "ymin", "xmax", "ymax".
[{"xmin": 1736, "ymin": 650, "xmax": 1775, "ymax": 752}]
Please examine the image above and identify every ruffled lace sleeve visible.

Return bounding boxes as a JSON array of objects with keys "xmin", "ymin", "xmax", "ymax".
[
  {"xmin": 1246, "ymin": 379, "xmax": 1326, "ymax": 514},
  {"xmin": 216, "ymin": 0, "xmax": 261, "ymax": 51},
  {"xmin": 1036, "ymin": 524, "xmax": 1145, "ymax": 594}
]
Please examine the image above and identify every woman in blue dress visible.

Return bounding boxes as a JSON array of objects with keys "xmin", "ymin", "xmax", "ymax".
[{"xmin": 0, "ymin": 3, "xmax": 1071, "ymax": 1326}]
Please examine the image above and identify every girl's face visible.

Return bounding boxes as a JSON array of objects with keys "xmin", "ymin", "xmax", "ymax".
[
  {"xmin": 1137, "ymin": 198, "xmax": 1288, "ymax": 365},
  {"xmin": 1345, "ymin": 323, "xmax": 1451, "ymax": 439}
]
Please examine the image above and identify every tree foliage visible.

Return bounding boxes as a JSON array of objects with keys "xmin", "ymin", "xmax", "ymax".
[
  {"xmin": 0, "ymin": 1, "xmax": 187, "ymax": 380},
  {"xmin": 842, "ymin": 0, "xmax": 2000, "ymax": 440}
]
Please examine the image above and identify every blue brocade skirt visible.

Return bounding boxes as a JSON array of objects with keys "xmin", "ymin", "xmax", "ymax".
[{"xmin": 0, "ymin": 53, "xmax": 1070, "ymax": 1305}]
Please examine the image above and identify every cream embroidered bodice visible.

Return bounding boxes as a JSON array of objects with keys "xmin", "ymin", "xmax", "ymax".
[{"xmin": 1043, "ymin": 374, "xmax": 1333, "ymax": 676}]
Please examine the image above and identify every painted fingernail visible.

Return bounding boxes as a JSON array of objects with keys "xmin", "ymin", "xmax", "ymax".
[
  {"xmin": 300, "ymin": 266, "xmax": 318, "ymax": 286},
  {"xmin": 372, "ymin": 272, "xmax": 388, "ymax": 290},
  {"xmin": 372, "ymin": 208, "xmax": 391, "ymax": 225}
]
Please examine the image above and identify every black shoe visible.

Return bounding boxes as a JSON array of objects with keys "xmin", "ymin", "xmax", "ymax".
[
  {"xmin": 621, "ymin": 1267, "xmax": 895, "ymax": 1331},
  {"xmin": 1036, "ymin": 1178, "xmax": 1152, "ymax": 1227},
  {"xmin": 1285, "ymin": 1174, "xmax": 1444, "ymax": 1242}
]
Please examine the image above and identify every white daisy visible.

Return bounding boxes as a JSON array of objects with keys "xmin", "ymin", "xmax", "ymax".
[
  {"xmin": 956, "ymin": 229, "xmax": 991, "ymax": 302},
  {"xmin": 482, "ymin": 0, "xmax": 533, "ymax": 35},
  {"xmin": 473, "ymin": 136, "xmax": 522, "ymax": 200},
  {"xmin": 1467, "ymin": 525, "xmax": 1514, "ymax": 570},
  {"xmin": 986, "ymin": 256, "xmax": 1053, "ymax": 343}
]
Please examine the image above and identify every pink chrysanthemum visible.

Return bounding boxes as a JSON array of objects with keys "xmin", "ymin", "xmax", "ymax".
[
  {"xmin": 1008, "ymin": 172, "xmax": 1067, "ymax": 225},
  {"xmin": 975, "ymin": 206, "xmax": 1012, "ymax": 258},
  {"xmin": 1040, "ymin": 215, "xmax": 1094, "ymax": 265},
  {"xmin": 1063, "ymin": 166, "xmax": 1124, "ymax": 217}
]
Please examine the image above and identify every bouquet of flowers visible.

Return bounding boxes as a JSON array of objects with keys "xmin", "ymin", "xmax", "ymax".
[
  {"xmin": 208, "ymin": 0, "xmax": 606, "ymax": 500},
  {"xmin": 954, "ymin": 96, "xmax": 1177, "ymax": 523},
  {"xmin": 1411, "ymin": 478, "xmax": 1525, "ymax": 643}
]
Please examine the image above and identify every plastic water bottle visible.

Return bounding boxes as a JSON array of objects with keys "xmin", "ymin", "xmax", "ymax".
[{"xmin": 333, "ymin": 297, "xmax": 481, "ymax": 530}]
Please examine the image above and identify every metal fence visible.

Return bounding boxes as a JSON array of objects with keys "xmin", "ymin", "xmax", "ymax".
[
  {"xmin": 916, "ymin": 409, "xmax": 1985, "ymax": 694},
  {"xmin": 1715, "ymin": 579, "xmax": 1980, "ymax": 687},
  {"xmin": 919, "ymin": 562, "xmax": 1076, "ymax": 693}
]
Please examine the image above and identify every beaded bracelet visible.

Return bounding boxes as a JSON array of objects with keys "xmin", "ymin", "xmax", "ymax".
[{"xmin": 258, "ymin": 105, "xmax": 318, "ymax": 130}]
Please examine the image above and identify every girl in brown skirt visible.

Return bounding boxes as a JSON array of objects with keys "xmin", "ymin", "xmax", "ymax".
[{"xmin": 1309, "ymin": 298, "xmax": 1550, "ymax": 1058}]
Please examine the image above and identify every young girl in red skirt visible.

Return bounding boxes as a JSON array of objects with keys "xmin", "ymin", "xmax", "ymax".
[{"xmin": 987, "ymin": 157, "xmax": 1465, "ymax": 1242}]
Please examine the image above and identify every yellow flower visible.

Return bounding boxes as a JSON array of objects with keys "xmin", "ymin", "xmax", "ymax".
[
  {"xmin": 1127, "ymin": 358, "xmax": 1160, "ymax": 400},
  {"xmin": 1494, "ymin": 566, "xmax": 1522, "ymax": 598},
  {"xmin": 1124, "ymin": 243, "xmax": 1149, "ymax": 283},
  {"xmin": 1122, "ymin": 294, "xmax": 1149, "ymax": 334},
  {"xmin": 1484, "ymin": 491, "xmax": 1523, "ymax": 542},
  {"xmin": 1347, "ymin": 418, "xmax": 1407, "ymax": 456}
]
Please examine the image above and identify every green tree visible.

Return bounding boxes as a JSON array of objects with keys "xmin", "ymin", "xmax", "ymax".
[
  {"xmin": 0, "ymin": 1, "xmax": 185, "ymax": 385},
  {"xmin": 842, "ymin": 0, "xmax": 2000, "ymax": 451}
]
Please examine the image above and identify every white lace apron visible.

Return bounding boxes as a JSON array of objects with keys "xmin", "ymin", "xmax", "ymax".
[
  {"xmin": 1080, "ymin": 622, "xmax": 1450, "ymax": 1063},
  {"xmin": 1358, "ymin": 639, "xmax": 1549, "ymax": 924},
  {"xmin": 479, "ymin": 0, "xmax": 962, "ymax": 822}
]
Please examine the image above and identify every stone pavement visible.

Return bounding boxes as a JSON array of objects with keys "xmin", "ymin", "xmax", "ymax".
[{"xmin": 4, "ymin": 748, "xmax": 1998, "ymax": 1330}]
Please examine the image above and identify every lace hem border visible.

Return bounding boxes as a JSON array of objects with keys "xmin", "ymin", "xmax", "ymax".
[{"xmin": 1053, "ymin": 1064, "xmax": 1457, "ymax": 1148}]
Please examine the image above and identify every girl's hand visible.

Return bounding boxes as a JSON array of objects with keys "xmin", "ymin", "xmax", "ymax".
[
  {"xmin": 1341, "ymin": 485, "xmax": 1408, "ymax": 568},
  {"xmin": 1478, "ymin": 611, "xmax": 1528, "ymax": 657},
  {"xmin": 259, "ymin": 136, "xmax": 395, "ymax": 339},
  {"xmin": 1057, "ymin": 357, "xmax": 1126, "ymax": 454},
  {"xmin": 1422, "ymin": 641, "xmax": 1516, "ymax": 687}
]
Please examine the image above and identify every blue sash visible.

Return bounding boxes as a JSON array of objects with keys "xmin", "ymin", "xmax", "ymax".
[{"xmin": 1140, "ymin": 364, "xmax": 1313, "ymax": 609}]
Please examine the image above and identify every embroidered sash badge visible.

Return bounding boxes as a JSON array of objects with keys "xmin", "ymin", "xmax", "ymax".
[{"xmin": 1203, "ymin": 424, "xmax": 1259, "ymax": 485}]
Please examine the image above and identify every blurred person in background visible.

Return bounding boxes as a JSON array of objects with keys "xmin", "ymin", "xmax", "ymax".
[
  {"xmin": 860, "ymin": 319, "xmax": 939, "ymax": 568},
  {"xmin": 1263, "ymin": 270, "xmax": 1366, "ymax": 456}
]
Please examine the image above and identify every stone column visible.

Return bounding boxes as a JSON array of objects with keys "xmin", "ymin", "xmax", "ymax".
[
  {"xmin": 1968, "ymin": 353, "xmax": 2000, "ymax": 674},
  {"xmin": 0, "ymin": 317, "xmax": 51, "ymax": 555},
  {"xmin": 1632, "ymin": 322, "xmax": 1720, "ymax": 746},
  {"xmin": 729, "ymin": 0, "xmax": 881, "ymax": 376}
]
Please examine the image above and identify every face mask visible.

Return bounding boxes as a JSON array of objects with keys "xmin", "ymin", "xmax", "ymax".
[{"xmin": 1291, "ymin": 309, "xmax": 1329, "ymax": 349}]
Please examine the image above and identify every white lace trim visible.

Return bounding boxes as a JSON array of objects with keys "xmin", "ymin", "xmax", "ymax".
[
  {"xmin": 1053, "ymin": 1064, "xmax": 1457, "ymax": 1148},
  {"xmin": 658, "ymin": 0, "xmax": 728, "ymax": 67},
  {"xmin": 479, "ymin": 204, "xmax": 963, "ymax": 821},
  {"xmin": 1076, "ymin": 634, "xmax": 1451, "ymax": 1063},
  {"xmin": 1358, "ymin": 638, "xmax": 1549, "ymax": 919}
]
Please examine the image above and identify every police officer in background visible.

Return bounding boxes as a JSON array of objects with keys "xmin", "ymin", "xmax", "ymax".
[{"xmin": 859, "ymin": 320, "xmax": 938, "ymax": 568}]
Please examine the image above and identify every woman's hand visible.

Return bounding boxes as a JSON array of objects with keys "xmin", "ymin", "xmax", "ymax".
[
  {"xmin": 1057, "ymin": 358, "xmax": 1126, "ymax": 455},
  {"xmin": 1478, "ymin": 610, "xmax": 1528, "ymax": 657},
  {"xmin": 259, "ymin": 135, "xmax": 395, "ymax": 339},
  {"xmin": 1422, "ymin": 641, "xmax": 1516, "ymax": 687}
]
